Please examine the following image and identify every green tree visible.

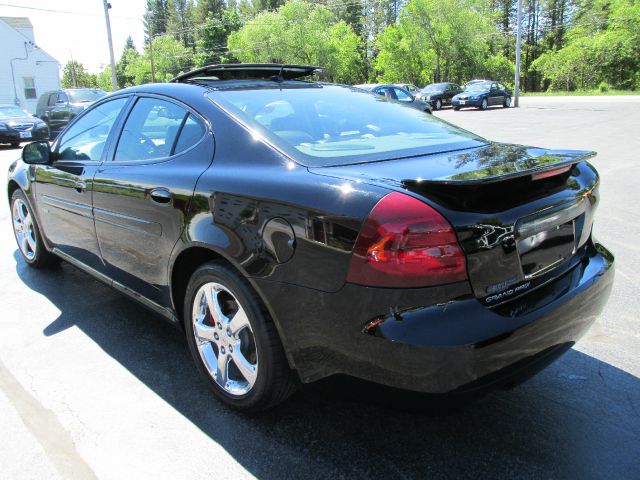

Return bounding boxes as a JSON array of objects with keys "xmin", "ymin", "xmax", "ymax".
[
  {"xmin": 168, "ymin": 0, "xmax": 196, "ymax": 48},
  {"xmin": 375, "ymin": 0, "xmax": 495, "ymax": 85},
  {"xmin": 195, "ymin": 9, "xmax": 243, "ymax": 65},
  {"xmin": 228, "ymin": 0, "xmax": 364, "ymax": 83},
  {"xmin": 530, "ymin": 0, "xmax": 640, "ymax": 90},
  {"xmin": 116, "ymin": 36, "xmax": 140, "ymax": 88},
  {"xmin": 61, "ymin": 61, "xmax": 98, "ymax": 88},
  {"xmin": 96, "ymin": 66, "xmax": 115, "ymax": 91},
  {"xmin": 145, "ymin": 0, "xmax": 170, "ymax": 37},
  {"xmin": 126, "ymin": 34, "xmax": 191, "ymax": 84},
  {"xmin": 195, "ymin": 0, "xmax": 226, "ymax": 23}
]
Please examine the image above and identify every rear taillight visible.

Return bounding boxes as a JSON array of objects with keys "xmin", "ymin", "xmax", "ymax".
[{"xmin": 346, "ymin": 192, "xmax": 467, "ymax": 288}]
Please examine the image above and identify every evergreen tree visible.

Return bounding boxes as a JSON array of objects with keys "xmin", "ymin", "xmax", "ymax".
[
  {"xmin": 145, "ymin": 0, "xmax": 170, "ymax": 38},
  {"xmin": 116, "ymin": 36, "xmax": 139, "ymax": 88},
  {"xmin": 195, "ymin": 0, "xmax": 226, "ymax": 23},
  {"xmin": 168, "ymin": 0, "xmax": 196, "ymax": 48},
  {"xmin": 196, "ymin": 9, "xmax": 243, "ymax": 65}
]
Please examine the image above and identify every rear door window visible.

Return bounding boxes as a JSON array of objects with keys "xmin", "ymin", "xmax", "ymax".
[
  {"xmin": 174, "ymin": 115, "xmax": 206, "ymax": 155},
  {"xmin": 376, "ymin": 87, "xmax": 396, "ymax": 100},
  {"xmin": 114, "ymin": 97, "xmax": 189, "ymax": 161},
  {"xmin": 393, "ymin": 88, "xmax": 413, "ymax": 102}
]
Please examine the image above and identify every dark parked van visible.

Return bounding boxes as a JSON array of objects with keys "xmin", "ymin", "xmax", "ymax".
[{"xmin": 35, "ymin": 88, "xmax": 107, "ymax": 138}]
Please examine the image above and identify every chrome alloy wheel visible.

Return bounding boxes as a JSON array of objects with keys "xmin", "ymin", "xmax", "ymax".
[
  {"xmin": 192, "ymin": 282, "xmax": 258, "ymax": 396},
  {"xmin": 12, "ymin": 199, "xmax": 37, "ymax": 261}
]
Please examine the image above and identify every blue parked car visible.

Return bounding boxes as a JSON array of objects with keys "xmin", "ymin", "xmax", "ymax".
[{"xmin": 452, "ymin": 81, "xmax": 512, "ymax": 110}]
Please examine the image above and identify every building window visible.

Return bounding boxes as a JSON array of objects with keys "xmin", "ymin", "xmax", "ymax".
[{"xmin": 23, "ymin": 77, "xmax": 37, "ymax": 99}]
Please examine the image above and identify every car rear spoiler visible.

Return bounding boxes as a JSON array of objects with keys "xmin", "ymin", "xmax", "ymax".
[
  {"xmin": 170, "ymin": 64, "xmax": 323, "ymax": 83},
  {"xmin": 403, "ymin": 146, "xmax": 597, "ymax": 186}
]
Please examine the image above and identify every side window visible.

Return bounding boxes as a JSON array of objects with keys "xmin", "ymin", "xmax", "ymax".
[
  {"xmin": 498, "ymin": 83, "xmax": 506, "ymax": 90},
  {"xmin": 57, "ymin": 97, "xmax": 128, "ymax": 161},
  {"xmin": 377, "ymin": 87, "xmax": 395, "ymax": 99},
  {"xmin": 114, "ymin": 97, "xmax": 188, "ymax": 161},
  {"xmin": 491, "ymin": 83, "xmax": 498, "ymax": 91},
  {"xmin": 57, "ymin": 92, "xmax": 69, "ymax": 104},
  {"xmin": 174, "ymin": 115, "xmax": 205, "ymax": 155},
  {"xmin": 394, "ymin": 88, "xmax": 413, "ymax": 102},
  {"xmin": 47, "ymin": 93, "xmax": 58, "ymax": 106}
]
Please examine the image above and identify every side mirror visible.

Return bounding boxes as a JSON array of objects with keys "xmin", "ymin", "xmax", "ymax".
[{"xmin": 22, "ymin": 141, "xmax": 51, "ymax": 165}]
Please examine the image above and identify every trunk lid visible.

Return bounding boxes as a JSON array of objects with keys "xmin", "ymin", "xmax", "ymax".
[{"xmin": 310, "ymin": 143, "xmax": 600, "ymax": 302}]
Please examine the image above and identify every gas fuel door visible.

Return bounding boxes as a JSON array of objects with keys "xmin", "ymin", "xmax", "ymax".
[{"xmin": 263, "ymin": 217, "xmax": 296, "ymax": 264}]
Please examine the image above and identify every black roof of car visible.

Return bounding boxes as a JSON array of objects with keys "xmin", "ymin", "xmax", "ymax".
[{"xmin": 171, "ymin": 63, "xmax": 323, "ymax": 84}]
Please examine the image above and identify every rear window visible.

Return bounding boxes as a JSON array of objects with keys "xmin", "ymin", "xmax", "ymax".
[
  {"xmin": 209, "ymin": 85, "xmax": 484, "ymax": 167},
  {"xmin": 68, "ymin": 89, "xmax": 106, "ymax": 103}
]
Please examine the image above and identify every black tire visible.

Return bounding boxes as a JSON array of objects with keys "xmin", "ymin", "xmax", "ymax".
[
  {"xmin": 10, "ymin": 190, "xmax": 60, "ymax": 268},
  {"xmin": 11, "ymin": 142, "xmax": 20, "ymax": 148},
  {"xmin": 183, "ymin": 261, "xmax": 296, "ymax": 412},
  {"xmin": 434, "ymin": 99, "xmax": 442, "ymax": 110},
  {"xmin": 503, "ymin": 96, "xmax": 511, "ymax": 108},
  {"xmin": 479, "ymin": 98, "xmax": 488, "ymax": 110},
  {"xmin": 454, "ymin": 107, "xmax": 460, "ymax": 111}
]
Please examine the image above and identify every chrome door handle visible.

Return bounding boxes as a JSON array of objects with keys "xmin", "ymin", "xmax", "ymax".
[
  {"xmin": 74, "ymin": 181, "xmax": 86, "ymax": 193},
  {"xmin": 149, "ymin": 188, "xmax": 172, "ymax": 205}
]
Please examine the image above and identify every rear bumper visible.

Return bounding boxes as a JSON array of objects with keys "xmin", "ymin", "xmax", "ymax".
[{"xmin": 255, "ymin": 240, "xmax": 614, "ymax": 393}]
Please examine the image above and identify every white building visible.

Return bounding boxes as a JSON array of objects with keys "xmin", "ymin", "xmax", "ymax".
[{"xmin": 0, "ymin": 17, "xmax": 60, "ymax": 114}]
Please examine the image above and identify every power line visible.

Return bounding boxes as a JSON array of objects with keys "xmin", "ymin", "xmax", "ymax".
[{"xmin": 0, "ymin": 2, "xmax": 140, "ymax": 20}]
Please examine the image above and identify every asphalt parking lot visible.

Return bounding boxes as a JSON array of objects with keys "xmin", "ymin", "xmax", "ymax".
[{"xmin": 1, "ymin": 96, "xmax": 638, "ymax": 479}]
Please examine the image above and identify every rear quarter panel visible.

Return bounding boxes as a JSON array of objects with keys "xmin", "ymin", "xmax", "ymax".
[{"xmin": 173, "ymin": 105, "xmax": 390, "ymax": 294}]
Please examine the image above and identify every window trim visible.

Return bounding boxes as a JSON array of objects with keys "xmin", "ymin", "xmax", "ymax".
[{"xmin": 107, "ymin": 93, "xmax": 209, "ymax": 166}]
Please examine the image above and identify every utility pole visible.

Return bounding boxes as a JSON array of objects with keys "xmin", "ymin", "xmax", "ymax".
[
  {"xmin": 102, "ymin": 0, "xmax": 118, "ymax": 90},
  {"xmin": 514, "ymin": 0, "xmax": 523, "ymax": 107},
  {"xmin": 148, "ymin": 18, "xmax": 157, "ymax": 83}
]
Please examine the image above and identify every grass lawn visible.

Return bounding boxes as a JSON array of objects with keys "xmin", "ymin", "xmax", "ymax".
[{"xmin": 521, "ymin": 90, "xmax": 638, "ymax": 96}]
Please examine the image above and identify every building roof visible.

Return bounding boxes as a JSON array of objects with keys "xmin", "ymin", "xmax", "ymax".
[{"xmin": 0, "ymin": 17, "xmax": 33, "ymax": 30}]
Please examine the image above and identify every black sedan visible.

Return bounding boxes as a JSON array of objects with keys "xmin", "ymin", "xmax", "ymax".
[
  {"xmin": 354, "ymin": 83, "xmax": 431, "ymax": 112},
  {"xmin": 0, "ymin": 104, "xmax": 49, "ymax": 147},
  {"xmin": 9, "ymin": 64, "xmax": 613, "ymax": 412},
  {"xmin": 416, "ymin": 82, "xmax": 463, "ymax": 110},
  {"xmin": 452, "ymin": 81, "xmax": 512, "ymax": 110}
]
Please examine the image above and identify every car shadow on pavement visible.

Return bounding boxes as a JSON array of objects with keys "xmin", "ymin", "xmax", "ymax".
[{"xmin": 15, "ymin": 252, "xmax": 640, "ymax": 479}]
